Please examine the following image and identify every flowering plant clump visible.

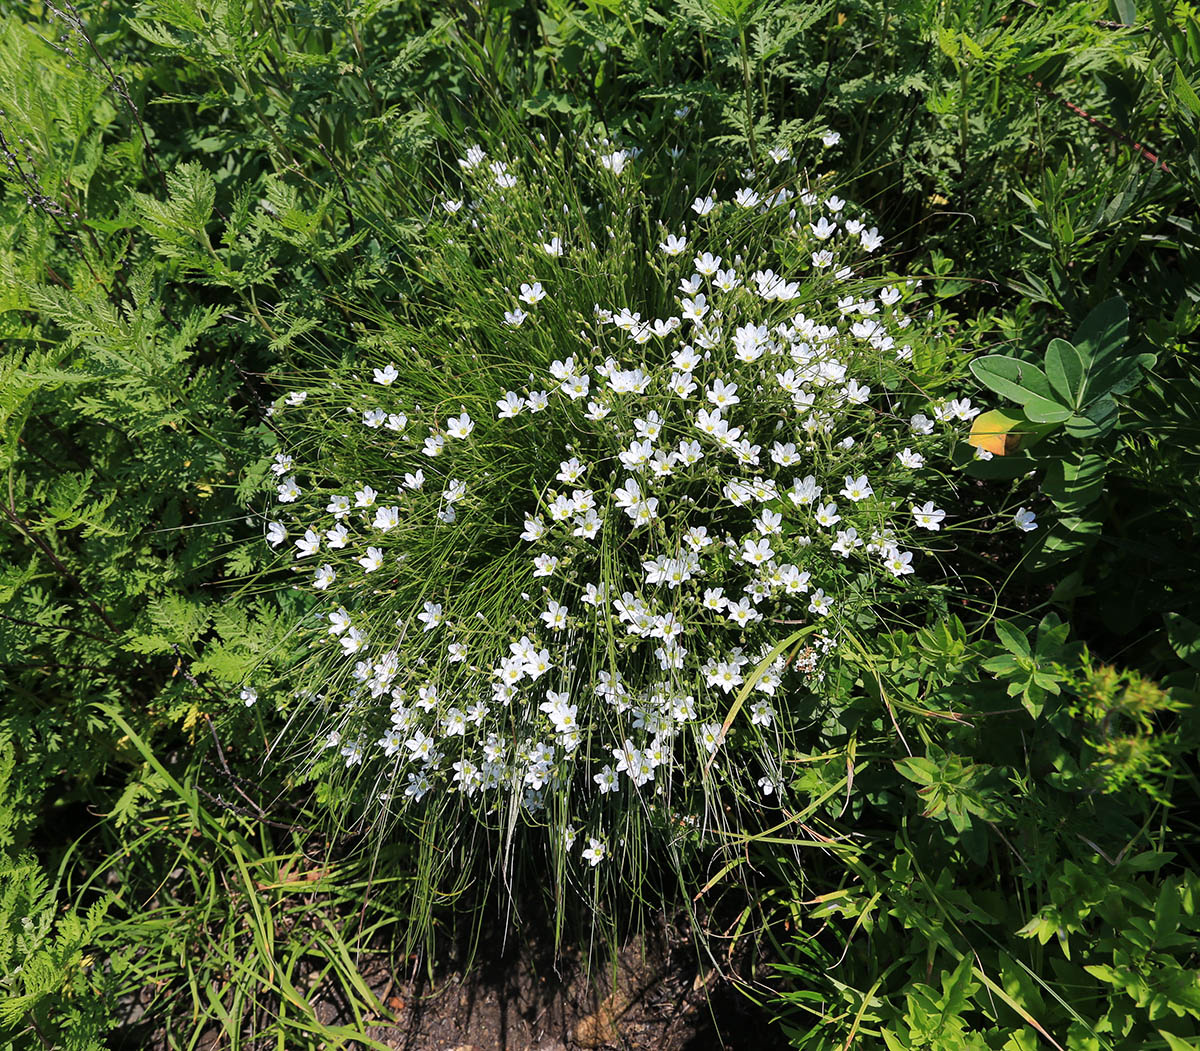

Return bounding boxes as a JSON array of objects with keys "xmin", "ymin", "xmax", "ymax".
[{"xmin": 252, "ymin": 134, "xmax": 1004, "ymax": 894}]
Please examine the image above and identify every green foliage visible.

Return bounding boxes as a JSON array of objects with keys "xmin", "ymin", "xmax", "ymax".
[
  {"xmin": 0, "ymin": 1, "xmax": 1196, "ymax": 1049},
  {"xmin": 766, "ymin": 614, "xmax": 1195, "ymax": 1051}
]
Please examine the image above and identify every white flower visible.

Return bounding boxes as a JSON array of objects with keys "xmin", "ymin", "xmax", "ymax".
[
  {"xmin": 239, "ymin": 686, "xmax": 257, "ymax": 707},
  {"xmin": 328, "ymin": 607, "xmax": 351, "ymax": 635},
  {"xmin": 601, "ymin": 149, "xmax": 630, "ymax": 175},
  {"xmin": 266, "ymin": 521, "xmax": 286, "ymax": 547},
  {"xmin": 542, "ymin": 236, "xmax": 564, "ymax": 256},
  {"xmin": 525, "ymin": 390, "xmax": 550, "ymax": 412},
  {"xmin": 358, "ymin": 546, "xmax": 384, "ymax": 573},
  {"xmin": 532, "ymin": 553, "xmax": 560, "ymax": 577},
  {"xmin": 446, "ymin": 411, "xmax": 474, "ymax": 439},
  {"xmin": 277, "ymin": 477, "xmax": 301, "ymax": 503},
  {"xmin": 910, "ymin": 414, "xmax": 935, "ymax": 435},
  {"xmin": 341, "ymin": 627, "xmax": 366, "ymax": 655},
  {"xmin": 897, "ymin": 448, "xmax": 925, "ymax": 469},
  {"xmin": 294, "ymin": 528, "xmax": 320, "ymax": 558},
  {"xmin": 884, "ymin": 549, "xmax": 915, "ymax": 577},
  {"xmin": 404, "ymin": 470, "xmax": 425, "ymax": 491},
  {"xmin": 373, "ymin": 363, "xmax": 398, "ymax": 385},
  {"xmin": 811, "ymin": 217, "xmax": 838, "ymax": 240},
  {"xmin": 386, "ymin": 413, "xmax": 407, "ymax": 432},
  {"xmin": 840, "ymin": 475, "xmax": 873, "ymax": 502},
  {"xmin": 458, "ymin": 145, "xmax": 485, "ymax": 169},
  {"xmin": 423, "ymin": 433, "xmax": 445, "ymax": 457},
  {"xmin": 691, "ymin": 195, "xmax": 715, "ymax": 216},
  {"xmin": 826, "ymin": 195, "xmax": 846, "ymax": 213},
  {"xmin": 497, "ymin": 391, "xmax": 523, "ymax": 418},
  {"xmin": 581, "ymin": 837, "xmax": 607, "ymax": 866},
  {"xmin": 707, "ymin": 377, "xmax": 740, "ymax": 408},
  {"xmin": 860, "ymin": 227, "xmax": 884, "ymax": 252},
  {"xmin": 694, "ymin": 252, "xmax": 721, "ymax": 276},
  {"xmin": 417, "ymin": 601, "xmax": 444, "ymax": 632},
  {"xmin": 540, "ymin": 599, "xmax": 569, "ymax": 632},
  {"xmin": 808, "ymin": 589, "xmax": 833, "ymax": 616},
  {"xmin": 325, "ymin": 522, "xmax": 349, "ymax": 549},
  {"xmin": 442, "ymin": 198, "xmax": 463, "ymax": 214},
  {"xmin": 313, "ymin": 563, "xmax": 335, "ymax": 590},
  {"xmin": 372, "ymin": 506, "xmax": 400, "ymax": 532},
  {"xmin": 284, "ymin": 391, "xmax": 307, "ymax": 406},
  {"xmin": 519, "ymin": 281, "xmax": 547, "ymax": 305},
  {"xmin": 768, "ymin": 144, "xmax": 791, "ymax": 164},
  {"xmin": 814, "ymin": 501, "xmax": 841, "ymax": 528},
  {"xmin": 660, "ymin": 233, "xmax": 687, "ymax": 256},
  {"xmin": 734, "ymin": 188, "xmax": 761, "ymax": 208},
  {"xmin": 504, "ymin": 307, "xmax": 529, "ymax": 327},
  {"xmin": 821, "ymin": 130, "xmax": 841, "ymax": 147},
  {"xmin": 1013, "ymin": 507, "xmax": 1038, "ymax": 532},
  {"xmin": 912, "ymin": 501, "xmax": 946, "ymax": 531}
]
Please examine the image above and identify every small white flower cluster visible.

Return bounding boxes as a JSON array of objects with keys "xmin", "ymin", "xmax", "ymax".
[{"xmin": 258, "ymin": 140, "xmax": 993, "ymax": 871}]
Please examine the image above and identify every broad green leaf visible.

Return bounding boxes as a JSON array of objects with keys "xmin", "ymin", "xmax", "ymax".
[
  {"xmin": 1065, "ymin": 396, "xmax": 1118, "ymax": 438},
  {"xmin": 1021, "ymin": 394, "xmax": 1074, "ymax": 424},
  {"xmin": 1045, "ymin": 338, "xmax": 1085, "ymax": 407},
  {"xmin": 1165, "ymin": 613, "xmax": 1200, "ymax": 669},
  {"xmin": 1174, "ymin": 64, "xmax": 1200, "ymax": 117},
  {"xmin": 994, "ymin": 619, "xmax": 1031, "ymax": 658},
  {"xmin": 1072, "ymin": 297, "xmax": 1129, "ymax": 374},
  {"xmin": 1043, "ymin": 454, "xmax": 1106, "ymax": 514},
  {"xmin": 970, "ymin": 355, "xmax": 1059, "ymax": 407}
]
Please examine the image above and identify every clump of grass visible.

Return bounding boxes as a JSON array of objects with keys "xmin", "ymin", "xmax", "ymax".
[{"xmin": 246, "ymin": 126, "xmax": 1012, "ymax": 944}]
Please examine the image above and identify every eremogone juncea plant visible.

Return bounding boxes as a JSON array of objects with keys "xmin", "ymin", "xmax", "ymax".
[{"xmin": 250, "ymin": 131, "xmax": 1019, "ymax": 931}]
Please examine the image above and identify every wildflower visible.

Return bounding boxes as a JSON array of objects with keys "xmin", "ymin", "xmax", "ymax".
[
  {"xmin": 542, "ymin": 237, "xmax": 564, "ymax": 256},
  {"xmin": 373, "ymin": 506, "xmax": 400, "ymax": 532},
  {"xmin": 504, "ymin": 307, "xmax": 529, "ymax": 327},
  {"xmin": 884, "ymin": 549, "xmax": 915, "ymax": 576},
  {"xmin": 277, "ymin": 477, "xmax": 301, "ymax": 503},
  {"xmin": 240, "ymin": 686, "xmax": 257, "ymax": 707},
  {"xmin": 266, "ymin": 521, "xmax": 286, "ymax": 547},
  {"xmin": 446, "ymin": 411, "xmax": 474, "ymax": 439},
  {"xmin": 313, "ymin": 564, "xmax": 335, "ymax": 590},
  {"xmin": 840, "ymin": 475, "xmax": 873, "ymax": 502},
  {"xmin": 294, "ymin": 528, "xmax": 320, "ymax": 558},
  {"xmin": 519, "ymin": 281, "xmax": 547, "ymax": 305},
  {"xmin": 660, "ymin": 234, "xmax": 687, "ymax": 256},
  {"xmin": 418, "ymin": 601, "xmax": 444, "ymax": 631},
  {"xmin": 373, "ymin": 363, "xmax": 398, "ymax": 385},
  {"xmin": 811, "ymin": 217, "xmax": 837, "ymax": 240},
  {"xmin": 912, "ymin": 501, "xmax": 946, "ymax": 530},
  {"xmin": 897, "ymin": 448, "xmax": 925, "ymax": 469},
  {"xmin": 359, "ymin": 547, "xmax": 384, "ymax": 573},
  {"xmin": 581, "ymin": 837, "xmax": 607, "ymax": 866},
  {"xmin": 860, "ymin": 227, "xmax": 884, "ymax": 252},
  {"xmin": 497, "ymin": 391, "xmax": 523, "ymax": 418},
  {"xmin": 540, "ymin": 599, "xmax": 569, "ymax": 631},
  {"xmin": 1013, "ymin": 507, "xmax": 1038, "ymax": 532},
  {"xmin": 821, "ymin": 130, "xmax": 841, "ymax": 147}
]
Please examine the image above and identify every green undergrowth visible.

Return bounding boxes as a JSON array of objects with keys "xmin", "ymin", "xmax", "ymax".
[{"xmin": 1, "ymin": 0, "xmax": 1198, "ymax": 1048}]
